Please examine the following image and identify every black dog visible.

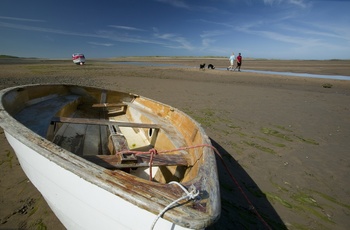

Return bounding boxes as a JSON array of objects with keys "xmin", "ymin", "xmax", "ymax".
[
  {"xmin": 208, "ymin": 64, "xmax": 215, "ymax": 69},
  {"xmin": 199, "ymin": 63, "xmax": 206, "ymax": 69}
]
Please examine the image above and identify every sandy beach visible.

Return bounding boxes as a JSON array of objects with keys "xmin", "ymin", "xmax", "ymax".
[{"xmin": 0, "ymin": 57, "xmax": 349, "ymax": 229}]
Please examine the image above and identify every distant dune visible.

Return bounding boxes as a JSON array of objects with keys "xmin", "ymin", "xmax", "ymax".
[{"xmin": 0, "ymin": 55, "xmax": 19, "ymax": 59}]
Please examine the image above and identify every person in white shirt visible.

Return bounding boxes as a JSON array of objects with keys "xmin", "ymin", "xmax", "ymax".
[{"xmin": 227, "ymin": 52, "xmax": 235, "ymax": 71}]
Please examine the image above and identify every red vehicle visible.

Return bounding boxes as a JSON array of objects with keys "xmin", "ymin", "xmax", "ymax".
[{"xmin": 72, "ymin": 53, "xmax": 85, "ymax": 65}]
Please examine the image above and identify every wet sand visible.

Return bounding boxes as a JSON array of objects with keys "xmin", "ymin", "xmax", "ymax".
[{"xmin": 0, "ymin": 57, "xmax": 349, "ymax": 229}]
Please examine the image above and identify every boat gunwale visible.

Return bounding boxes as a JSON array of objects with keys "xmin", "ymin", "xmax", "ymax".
[{"xmin": 0, "ymin": 83, "xmax": 220, "ymax": 228}]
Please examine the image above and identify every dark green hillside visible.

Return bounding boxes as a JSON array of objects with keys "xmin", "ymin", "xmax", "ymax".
[{"xmin": 0, "ymin": 55, "xmax": 19, "ymax": 59}]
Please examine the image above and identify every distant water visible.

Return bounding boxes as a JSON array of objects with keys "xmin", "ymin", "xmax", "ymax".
[
  {"xmin": 110, "ymin": 61, "xmax": 181, "ymax": 67},
  {"xmin": 241, "ymin": 69, "xmax": 350, "ymax": 81},
  {"xmin": 110, "ymin": 61, "xmax": 350, "ymax": 81}
]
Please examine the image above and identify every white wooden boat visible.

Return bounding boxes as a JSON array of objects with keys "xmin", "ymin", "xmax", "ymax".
[
  {"xmin": 72, "ymin": 53, "xmax": 85, "ymax": 65},
  {"xmin": 0, "ymin": 84, "xmax": 220, "ymax": 229}
]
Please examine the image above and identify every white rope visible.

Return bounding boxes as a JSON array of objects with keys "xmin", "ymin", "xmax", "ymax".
[{"xmin": 150, "ymin": 182, "xmax": 199, "ymax": 230}]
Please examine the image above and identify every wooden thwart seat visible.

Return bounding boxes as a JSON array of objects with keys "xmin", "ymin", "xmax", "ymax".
[
  {"xmin": 92, "ymin": 103, "xmax": 128, "ymax": 115},
  {"xmin": 92, "ymin": 103, "xmax": 126, "ymax": 108},
  {"xmin": 51, "ymin": 116, "xmax": 162, "ymax": 157},
  {"xmin": 51, "ymin": 117, "xmax": 160, "ymax": 129},
  {"xmin": 82, "ymin": 153, "xmax": 191, "ymax": 169}
]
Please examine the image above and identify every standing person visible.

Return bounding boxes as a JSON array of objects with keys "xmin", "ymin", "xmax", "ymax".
[
  {"xmin": 227, "ymin": 52, "xmax": 235, "ymax": 71},
  {"xmin": 234, "ymin": 53, "xmax": 242, "ymax": 71}
]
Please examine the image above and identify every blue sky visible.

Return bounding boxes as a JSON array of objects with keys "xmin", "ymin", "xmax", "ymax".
[{"xmin": 1, "ymin": 0, "xmax": 349, "ymax": 59}]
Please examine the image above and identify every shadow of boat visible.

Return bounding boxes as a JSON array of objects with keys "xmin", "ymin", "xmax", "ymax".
[{"xmin": 207, "ymin": 138, "xmax": 287, "ymax": 229}]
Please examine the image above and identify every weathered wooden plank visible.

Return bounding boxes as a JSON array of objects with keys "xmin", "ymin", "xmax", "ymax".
[
  {"xmin": 52, "ymin": 123, "xmax": 87, "ymax": 156},
  {"xmin": 83, "ymin": 125, "xmax": 101, "ymax": 156},
  {"xmin": 82, "ymin": 153, "xmax": 191, "ymax": 169},
  {"xmin": 137, "ymin": 154, "xmax": 190, "ymax": 166},
  {"xmin": 108, "ymin": 125, "xmax": 129, "ymax": 154},
  {"xmin": 99, "ymin": 125, "xmax": 110, "ymax": 155},
  {"xmin": 92, "ymin": 103, "xmax": 126, "ymax": 108},
  {"xmin": 51, "ymin": 117, "xmax": 160, "ymax": 129}
]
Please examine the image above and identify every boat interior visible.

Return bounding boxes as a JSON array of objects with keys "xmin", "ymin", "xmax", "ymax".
[{"xmin": 8, "ymin": 85, "xmax": 203, "ymax": 183}]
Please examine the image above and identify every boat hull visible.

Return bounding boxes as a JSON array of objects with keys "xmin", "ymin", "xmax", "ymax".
[
  {"xmin": 5, "ymin": 131, "xmax": 189, "ymax": 229},
  {"xmin": 0, "ymin": 84, "xmax": 220, "ymax": 229}
]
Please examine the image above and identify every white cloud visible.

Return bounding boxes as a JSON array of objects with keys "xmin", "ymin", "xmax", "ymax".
[
  {"xmin": 236, "ymin": 22, "xmax": 344, "ymax": 51},
  {"xmin": 201, "ymin": 38, "xmax": 215, "ymax": 48},
  {"xmin": 0, "ymin": 20, "xmax": 195, "ymax": 52},
  {"xmin": 108, "ymin": 25, "xmax": 145, "ymax": 31},
  {"xmin": 263, "ymin": 0, "xmax": 310, "ymax": 8},
  {"xmin": 155, "ymin": 0, "xmax": 227, "ymax": 14},
  {"xmin": 263, "ymin": 0, "xmax": 282, "ymax": 5},
  {"xmin": 288, "ymin": 0, "xmax": 310, "ymax": 8},
  {"xmin": 88, "ymin": 42, "xmax": 114, "ymax": 47},
  {"xmin": 0, "ymin": 16, "xmax": 45, "ymax": 22},
  {"xmin": 281, "ymin": 23, "xmax": 350, "ymax": 42},
  {"xmin": 153, "ymin": 28, "xmax": 194, "ymax": 50},
  {"xmin": 0, "ymin": 21, "xmax": 89, "ymax": 36},
  {"xmin": 155, "ymin": 0, "xmax": 190, "ymax": 9},
  {"xmin": 200, "ymin": 30, "xmax": 228, "ymax": 38}
]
